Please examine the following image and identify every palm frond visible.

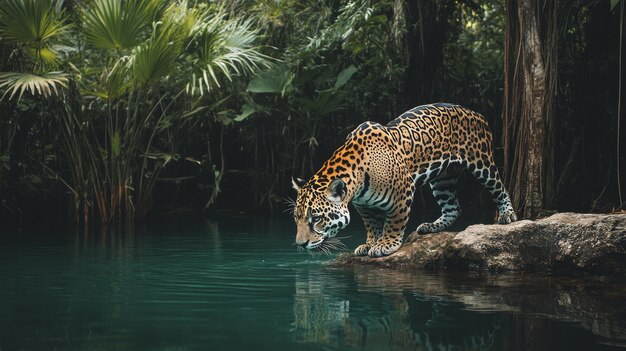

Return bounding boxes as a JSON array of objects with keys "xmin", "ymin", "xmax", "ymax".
[
  {"xmin": 97, "ymin": 56, "xmax": 131, "ymax": 100},
  {"xmin": 26, "ymin": 46, "xmax": 61, "ymax": 69},
  {"xmin": 127, "ymin": 22, "xmax": 181, "ymax": 85},
  {"xmin": 161, "ymin": 0, "xmax": 197, "ymax": 43},
  {"xmin": 0, "ymin": 0, "xmax": 69, "ymax": 44},
  {"xmin": 185, "ymin": 9, "xmax": 271, "ymax": 95},
  {"xmin": 0, "ymin": 71, "xmax": 68, "ymax": 100},
  {"xmin": 81, "ymin": 0, "xmax": 159, "ymax": 50}
]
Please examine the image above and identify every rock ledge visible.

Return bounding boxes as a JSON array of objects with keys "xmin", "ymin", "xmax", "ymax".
[{"xmin": 334, "ymin": 213, "xmax": 626, "ymax": 275}]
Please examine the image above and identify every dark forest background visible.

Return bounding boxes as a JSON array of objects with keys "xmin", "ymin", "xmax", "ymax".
[{"xmin": 0, "ymin": 0, "xmax": 624, "ymax": 226}]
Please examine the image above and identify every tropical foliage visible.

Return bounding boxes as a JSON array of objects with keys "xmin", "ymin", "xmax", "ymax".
[
  {"xmin": 0, "ymin": 0, "xmax": 623, "ymax": 224},
  {"xmin": 0, "ymin": 0, "xmax": 70, "ymax": 99},
  {"xmin": 1, "ymin": 0, "xmax": 270, "ymax": 223}
]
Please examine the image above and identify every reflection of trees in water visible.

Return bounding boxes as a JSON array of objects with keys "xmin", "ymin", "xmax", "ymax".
[
  {"xmin": 62, "ymin": 219, "xmax": 223, "ymax": 349},
  {"xmin": 292, "ymin": 267, "xmax": 626, "ymax": 350},
  {"xmin": 403, "ymin": 293, "xmax": 501, "ymax": 350},
  {"xmin": 352, "ymin": 267, "xmax": 626, "ymax": 344},
  {"xmin": 69, "ymin": 219, "xmax": 221, "ymax": 256},
  {"xmin": 292, "ymin": 270, "xmax": 350, "ymax": 344},
  {"xmin": 292, "ymin": 269, "xmax": 501, "ymax": 350}
]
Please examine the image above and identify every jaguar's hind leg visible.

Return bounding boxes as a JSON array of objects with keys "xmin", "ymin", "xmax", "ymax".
[
  {"xmin": 417, "ymin": 173, "xmax": 461, "ymax": 234},
  {"xmin": 467, "ymin": 158, "xmax": 517, "ymax": 223}
]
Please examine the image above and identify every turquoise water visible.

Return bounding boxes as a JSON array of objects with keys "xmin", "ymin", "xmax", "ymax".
[{"xmin": 1, "ymin": 216, "xmax": 625, "ymax": 350}]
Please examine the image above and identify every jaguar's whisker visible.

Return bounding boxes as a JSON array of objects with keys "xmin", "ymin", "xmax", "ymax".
[{"xmin": 283, "ymin": 197, "xmax": 296, "ymax": 214}]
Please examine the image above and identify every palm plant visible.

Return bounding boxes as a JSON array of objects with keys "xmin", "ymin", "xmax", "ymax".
[
  {"xmin": 0, "ymin": 0, "xmax": 270, "ymax": 223},
  {"xmin": 178, "ymin": 4, "xmax": 271, "ymax": 95},
  {"xmin": 0, "ymin": 0, "xmax": 70, "ymax": 100},
  {"xmin": 0, "ymin": 0, "xmax": 72, "ymax": 219},
  {"xmin": 58, "ymin": 0, "xmax": 269, "ymax": 223}
]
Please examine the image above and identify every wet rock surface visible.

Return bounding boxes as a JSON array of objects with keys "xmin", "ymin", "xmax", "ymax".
[{"xmin": 334, "ymin": 213, "xmax": 626, "ymax": 275}]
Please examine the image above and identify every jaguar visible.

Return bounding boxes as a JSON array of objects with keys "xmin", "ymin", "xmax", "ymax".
[{"xmin": 291, "ymin": 103, "xmax": 517, "ymax": 257}]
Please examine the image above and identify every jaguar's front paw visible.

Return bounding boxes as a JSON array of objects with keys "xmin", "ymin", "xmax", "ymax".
[
  {"xmin": 497, "ymin": 208, "xmax": 518, "ymax": 224},
  {"xmin": 367, "ymin": 240, "xmax": 402, "ymax": 258},
  {"xmin": 354, "ymin": 244, "xmax": 370, "ymax": 256}
]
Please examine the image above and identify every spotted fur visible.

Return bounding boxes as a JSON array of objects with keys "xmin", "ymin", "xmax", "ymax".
[{"xmin": 292, "ymin": 103, "xmax": 517, "ymax": 257}]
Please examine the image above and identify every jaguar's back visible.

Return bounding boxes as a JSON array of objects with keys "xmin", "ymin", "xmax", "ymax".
[{"xmin": 385, "ymin": 103, "xmax": 494, "ymax": 172}]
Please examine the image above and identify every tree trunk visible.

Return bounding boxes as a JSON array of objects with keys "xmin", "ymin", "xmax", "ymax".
[
  {"xmin": 403, "ymin": 0, "xmax": 454, "ymax": 109},
  {"xmin": 503, "ymin": 0, "xmax": 558, "ymax": 218}
]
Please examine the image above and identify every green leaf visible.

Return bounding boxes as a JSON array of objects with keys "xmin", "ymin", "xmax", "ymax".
[
  {"xmin": 234, "ymin": 103, "xmax": 257, "ymax": 122},
  {"xmin": 81, "ymin": 0, "xmax": 159, "ymax": 50},
  {"xmin": 23, "ymin": 174, "xmax": 42, "ymax": 186},
  {"xmin": 0, "ymin": 71, "xmax": 68, "ymax": 101},
  {"xmin": 215, "ymin": 110, "xmax": 233, "ymax": 126},
  {"xmin": 333, "ymin": 65, "xmax": 358, "ymax": 90},
  {"xmin": 0, "ymin": 0, "xmax": 69, "ymax": 44},
  {"xmin": 162, "ymin": 154, "xmax": 173, "ymax": 166},
  {"xmin": 33, "ymin": 47, "xmax": 61, "ymax": 68},
  {"xmin": 611, "ymin": 0, "xmax": 621, "ymax": 10},
  {"xmin": 247, "ymin": 66, "xmax": 294, "ymax": 96},
  {"xmin": 185, "ymin": 9, "xmax": 271, "ymax": 95},
  {"xmin": 111, "ymin": 132, "xmax": 121, "ymax": 157},
  {"xmin": 128, "ymin": 22, "xmax": 180, "ymax": 84},
  {"xmin": 101, "ymin": 57, "xmax": 130, "ymax": 99}
]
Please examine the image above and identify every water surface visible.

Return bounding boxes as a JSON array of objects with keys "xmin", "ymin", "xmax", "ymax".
[{"xmin": 1, "ymin": 216, "xmax": 625, "ymax": 350}]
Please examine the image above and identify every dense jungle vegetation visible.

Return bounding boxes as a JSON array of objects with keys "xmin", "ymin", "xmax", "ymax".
[{"xmin": 0, "ymin": 0, "xmax": 624, "ymax": 225}]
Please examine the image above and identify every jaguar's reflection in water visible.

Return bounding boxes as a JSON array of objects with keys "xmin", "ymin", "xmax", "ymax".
[
  {"xmin": 291, "ymin": 267, "xmax": 626, "ymax": 350},
  {"xmin": 292, "ymin": 269, "xmax": 501, "ymax": 350}
]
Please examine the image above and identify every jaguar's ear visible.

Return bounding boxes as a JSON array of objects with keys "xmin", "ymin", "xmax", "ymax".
[
  {"xmin": 291, "ymin": 177, "xmax": 306, "ymax": 192},
  {"xmin": 327, "ymin": 178, "xmax": 346, "ymax": 202}
]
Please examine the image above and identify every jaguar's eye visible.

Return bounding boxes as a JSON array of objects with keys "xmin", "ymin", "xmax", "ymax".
[{"xmin": 309, "ymin": 215, "xmax": 322, "ymax": 224}]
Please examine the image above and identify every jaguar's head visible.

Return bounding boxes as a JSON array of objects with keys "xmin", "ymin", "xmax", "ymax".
[{"xmin": 291, "ymin": 177, "xmax": 350, "ymax": 251}]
